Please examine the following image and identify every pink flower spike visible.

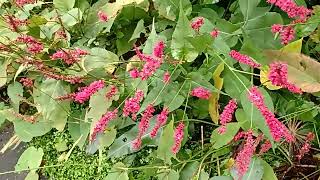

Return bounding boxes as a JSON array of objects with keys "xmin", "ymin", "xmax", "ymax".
[
  {"xmin": 229, "ymin": 50, "xmax": 261, "ymax": 68},
  {"xmin": 191, "ymin": 87, "xmax": 211, "ymax": 100},
  {"xmin": 217, "ymin": 125, "xmax": 226, "ymax": 135},
  {"xmin": 98, "ymin": 11, "xmax": 108, "ymax": 22},
  {"xmin": 267, "ymin": 0, "xmax": 311, "ymax": 20},
  {"xmin": 74, "ymin": 80, "xmax": 105, "ymax": 103},
  {"xmin": 259, "ymin": 140, "xmax": 272, "ymax": 155},
  {"xmin": 91, "ymin": 109, "xmax": 118, "ymax": 141},
  {"xmin": 106, "ymin": 85, "xmax": 118, "ymax": 99},
  {"xmin": 219, "ymin": 99, "xmax": 237, "ymax": 126},
  {"xmin": 268, "ymin": 62, "xmax": 302, "ymax": 94},
  {"xmin": 171, "ymin": 122, "xmax": 185, "ymax": 154},
  {"xmin": 130, "ymin": 68, "xmax": 140, "ymax": 79},
  {"xmin": 123, "ymin": 90, "xmax": 144, "ymax": 120},
  {"xmin": 280, "ymin": 26, "xmax": 295, "ymax": 45},
  {"xmin": 248, "ymin": 86, "xmax": 294, "ymax": 142},
  {"xmin": 235, "ymin": 131, "xmax": 256, "ymax": 179},
  {"xmin": 210, "ymin": 28, "xmax": 219, "ymax": 38},
  {"xmin": 153, "ymin": 41, "xmax": 165, "ymax": 58},
  {"xmin": 17, "ymin": 35, "xmax": 43, "ymax": 54},
  {"xmin": 20, "ymin": 78, "xmax": 33, "ymax": 88},
  {"xmin": 191, "ymin": 17, "xmax": 204, "ymax": 32},
  {"xmin": 15, "ymin": 0, "xmax": 35, "ymax": 7},
  {"xmin": 271, "ymin": 24, "xmax": 283, "ymax": 33},
  {"xmin": 163, "ymin": 71, "xmax": 170, "ymax": 83},
  {"xmin": 5, "ymin": 15, "xmax": 27, "ymax": 32},
  {"xmin": 150, "ymin": 107, "xmax": 169, "ymax": 138}
]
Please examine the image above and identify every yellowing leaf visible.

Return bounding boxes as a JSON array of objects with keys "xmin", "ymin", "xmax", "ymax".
[
  {"xmin": 280, "ymin": 38, "xmax": 303, "ymax": 53},
  {"xmin": 264, "ymin": 50, "xmax": 320, "ymax": 93},
  {"xmin": 260, "ymin": 66, "xmax": 281, "ymax": 90},
  {"xmin": 225, "ymin": 158, "xmax": 235, "ymax": 169},
  {"xmin": 209, "ymin": 63, "xmax": 224, "ymax": 124}
]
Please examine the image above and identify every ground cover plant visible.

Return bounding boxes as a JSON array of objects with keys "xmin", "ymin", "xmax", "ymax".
[{"xmin": 0, "ymin": 0, "xmax": 320, "ymax": 179}]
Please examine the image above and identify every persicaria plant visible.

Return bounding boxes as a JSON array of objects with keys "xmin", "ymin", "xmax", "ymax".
[{"xmin": 0, "ymin": 0, "xmax": 319, "ymax": 179}]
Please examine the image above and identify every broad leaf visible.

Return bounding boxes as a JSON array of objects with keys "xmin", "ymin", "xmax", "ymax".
[
  {"xmin": 157, "ymin": 169, "xmax": 179, "ymax": 180},
  {"xmin": 0, "ymin": 59, "xmax": 9, "ymax": 87},
  {"xmin": 231, "ymin": 157, "xmax": 264, "ymax": 180},
  {"xmin": 68, "ymin": 110, "xmax": 90, "ymax": 148},
  {"xmin": 7, "ymin": 82, "xmax": 23, "ymax": 111},
  {"xmin": 211, "ymin": 122, "xmax": 240, "ymax": 149},
  {"xmin": 129, "ymin": 19, "xmax": 145, "ymax": 41},
  {"xmin": 260, "ymin": 158, "xmax": 277, "ymax": 180},
  {"xmin": 281, "ymin": 39, "xmax": 303, "ymax": 53},
  {"xmin": 53, "ymin": 0, "xmax": 75, "ymax": 11},
  {"xmin": 105, "ymin": 162, "xmax": 129, "ymax": 180},
  {"xmin": 179, "ymin": 161, "xmax": 200, "ymax": 180},
  {"xmin": 157, "ymin": 120, "xmax": 175, "ymax": 164},
  {"xmin": 61, "ymin": 8, "xmax": 83, "ymax": 27},
  {"xmin": 239, "ymin": 0, "xmax": 262, "ymax": 20},
  {"xmin": 153, "ymin": 0, "xmax": 192, "ymax": 21},
  {"xmin": 25, "ymin": 171, "xmax": 39, "ymax": 180},
  {"xmin": 83, "ymin": 48, "xmax": 119, "ymax": 72},
  {"xmin": 171, "ymin": 6, "xmax": 198, "ymax": 62},
  {"xmin": 15, "ymin": 147, "xmax": 43, "ymax": 171}
]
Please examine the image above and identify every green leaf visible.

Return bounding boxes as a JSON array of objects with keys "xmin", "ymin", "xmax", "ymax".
[
  {"xmin": 33, "ymin": 79, "xmax": 70, "ymax": 131},
  {"xmin": 239, "ymin": 0, "xmax": 261, "ymax": 20},
  {"xmin": 143, "ymin": 19, "xmax": 165, "ymax": 54},
  {"xmin": 107, "ymin": 117, "xmax": 157, "ymax": 158},
  {"xmin": 209, "ymin": 176, "xmax": 233, "ymax": 180},
  {"xmin": 97, "ymin": 127, "xmax": 117, "ymax": 149},
  {"xmin": 153, "ymin": 0, "xmax": 192, "ymax": 21},
  {"xmin": 61, "ymin": 8, "xmax": 83, "ymax": 27},
  {"xmin": 171, "ymin": 6, "xmax": 198, "ymax": 62},
  {"xmin": 55, "ymin": 141, "xmax": 68, "ymax": 152},
  {"xmin": 7, "ymin": 82, "xmax": 23, "ymax": 111},
  {"xmin": 28, "ymin": 15, "xmax": 47, "ymax": 28},
  {"xmin": 223, "ymin": 68, "xmax": 251, "ymax": 99},
  {"xmin": 129, "ymin": 19, "xmax": 145, "ymax": 41},
  {"xmin": 199, "ymin": 169, "xmax": 210, "ymax": 180},
  {"xmin": 157, "ymin": 120, "xmax": 175, "ymax": 164},
  {"xmin": 25, "ymin": 171, "xmax": 39, "ymax": 180},
  {"xmin": 240, "ymin": 87, "xmax": 274, "ymax": 142},
  {"xmin": 68, "ymin": 110, "xmax": 90, "ymax": 148},
  {"xmin": 231, "ymin": 157, "xmax": 264, "ymax": 180},
  {"xmin": 105, "ymin": 162, "xmax": 129, "ymax": 180},
  {"xmin": 211, "ymin": 122, "xmax": 240, "ymax": 149},
  {"xmin": 260, "ymin": 158, "xmax": 277, "ymax": 180},
  {"xmin": 157, "ymin": 169, "xmax": 179, "ymax": 180},
  {"xmin": 235, "ymin": 109, "xmax": 251, "ymax": 130},
  {"xmin": 281, "ymin": 39, "xmax": 303, "ymax": 53},
  {"xmin": 0, "ymin": 59, "xmax": 9, "ymax": 87},
  {"xmin": 15, "ymin": 147, "xmax": 43, "ymax": 171},
  {"xmin": 83, "ymin": 48, "xmax": 119, "ymax": 72},
  {"xmin": 53, "ymin": 0, "xmax": 75, "ymax": 11},
  {"xmin": 179, "ymin": 161, "xmax": 200, "ymax": 180}
]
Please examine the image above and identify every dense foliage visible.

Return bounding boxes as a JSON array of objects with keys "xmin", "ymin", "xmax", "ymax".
[{"xmin": 0, "ymin": 0, "xmax": 320, "ymax": 179}]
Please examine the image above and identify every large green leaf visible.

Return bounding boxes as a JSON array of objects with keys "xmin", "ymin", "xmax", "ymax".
[
  {"xmin": 179, "ymin": 161, "xmax": 200, "ymax": 180},
  {"xmin": 157, "ymin": 169, "xmax": 179, "ymax": 180},
  {"xmin": 223, "ymin": 68, "xmax": 251, "ymax": 99},
  {"xmin": 33, "ymin": 79, "xmax": 70, "ymax": 131},
  {"xmin": 239, "ymin": 0, "xmax": 262, "ymax": 20},
  {"xmin": 211, "ymin": 122, "xmax": 240, "ymax": 149},
  {"xmin": 105, "ymin": 162, "xmax": 129, "ymax": 180},
  {"xmin": 171, "ymin": 6, "xmax": 198, "ymax": 62},
  {"xmin": 83, "ymin": 48, "xmax": 119, "ymax": 72},
  {"xmin": 260, "ymin": 158, "xmax": 277, "ymax": 180},
  {"xmin": 143, "ymin": 20, "xmax": 165, "ymax": 54},
  {"xmin": 61, "ymin": 8, "xmax": 83, "ymax": 27},
  {"xmin": 157, "ymin": 120, "xmax": 175, "ymax": 164},
  {"xmin": 68, "ymin": 110, "xmax": 90, "ymax": 148},
  {"xmin": 7, "ymin": 82, "xmax": 23, "ymax": 111},
  {"xmin": 264, "ymin": 50, "xmax": 320, "ymax": 93},
  {"xmin": 129, "ymin": 19, "xmax": 145, "ymax": 41},
  {"xmin": 15, "ymin": 147, "xmax": 43, "ymax": 171},
  {"xmin": 25, "ymin": 171, "xmax": 39, "ymax": 180},
  {"xmin": 153, "ymin": 0, "xmax": 192, "ymax": 21},
  {"xmin": 53, "ymin": 0, "xmax": 75, "ymax": 11}
]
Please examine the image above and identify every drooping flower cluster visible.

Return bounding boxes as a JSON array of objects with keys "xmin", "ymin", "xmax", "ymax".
[
  {"xmin": 106, "ymin": 85, "xmax": 118, "ymax": 99},
  {"xmin": 163, "ymin": 71, "xmax": 170, "ymax": 83},
  {"xmin": 171, "ymin": 122, "xmax": 185, "ymax": 154},
  {"xmin": 210, "ymin": 28, "xmax": 219, "ymax": 38},
  {"xmin": 132, "ymin": 104, "xmax": 155, "ymax": 150},
  {"xmin": 268, "ymin": 62, "xmax": 302, "ymax": 94},
  {"xmin": 133, "ymin": 41, "xmax": 165, "ymax": 80},
  {"xmin": 98, "ymin": 11, "xmax": 108, "ymax": 22},
  {"xmin": 297, "ymin": 132, "xmax": 315, "ymax": 160},
  {"xmin": 235, "ymin": 130, "xmax": 257, "ymax": 179},
  {"xmin": 5, "ymin": 15, "xmax": 27, "ymax": 32},
  {"xmin": 91, "ymin": 109, "xmax": 118, "ymax": 141},
  {"xmin": 74, "ymin": 80, "xmax": 105, "ymax": 103},
  {"xmin": 266, "ymin": 0, "xmax": 311, "ymax": 20},
  {"xmin": 271, "ymin": 24, "xmax": 295, "ymax": 45},
  {"xmin": 248, "ymin": 86, "xmax": 294, "ymax": 142},
  {"xmin": 218, "ymin": 99, "xmax": 237, "ymax": 134},
  {"xmin": 191, "ymin": 87, "xmax": 211, "ymax": 100},
  {"xmin": 191, "ymin": 17, "xmax": 204, "ymax": 32},
  {"xmin": 229, "ymin": 50, "xmax": 261, "ymax": 68},
  {"xmin": 123, "ymin": 90, "xmax": 144, "ymax": 120},
  {"xmin": 15, "ymin": 0, "xmax": 35, "ymax": 7},
  {"xmin": 55, "ymin": 29, "xmax": 67, "ymax": 39},
  {"xmin": 20, "ymin": 77, "xmax": 33, "ymax": 88},
  {"xmin": 17, "ymin": 35, "xmax": 44, "ymax": 54},
  {"xmin": 150, "ymin": 107, "xmax": 169, "ymax": 138},
  {"xmin": 50, "ymin": 48, "xmax": 89, "ymax": 65}
]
